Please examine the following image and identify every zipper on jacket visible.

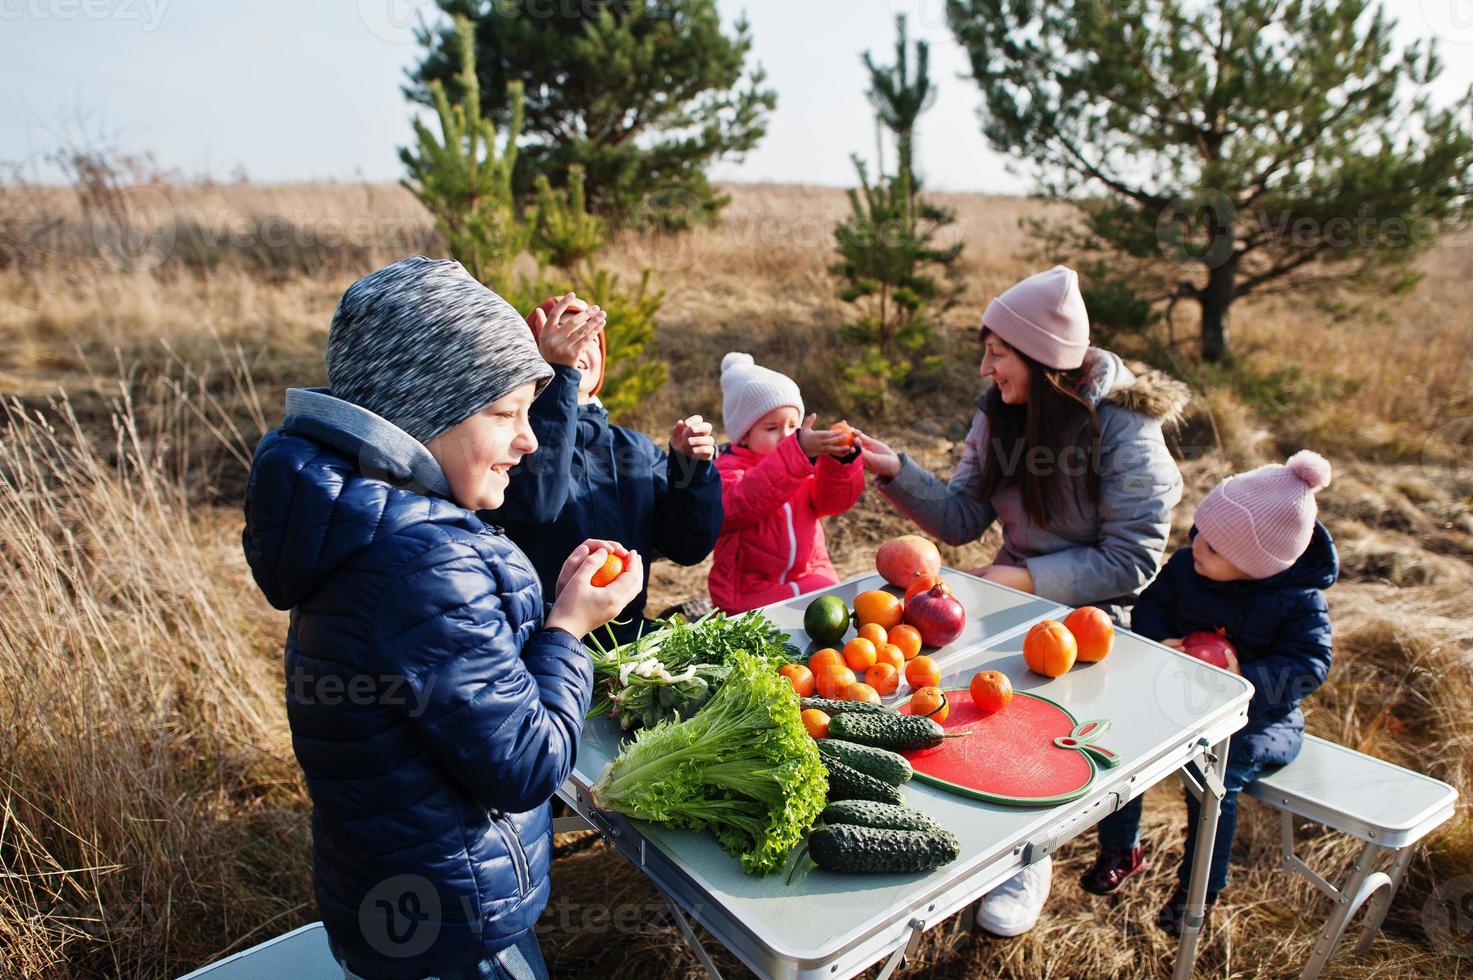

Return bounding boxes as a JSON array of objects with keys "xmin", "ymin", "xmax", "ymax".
[
  {"xmin": 490, "ymin": 812, "xmax": 532, "ymax": 896},
  {"xmin": 777, "ymin": 502, "xmax": 799, "ymax": 597}
]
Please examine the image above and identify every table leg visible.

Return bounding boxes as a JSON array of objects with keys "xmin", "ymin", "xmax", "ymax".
[
  {"xmin": 1353, "ymin": 844, "xmax": 1411, "ymax": 955},
  {"xmin": 1173, "ymin": 737, "xmax": 1230, "ymax": 980},
  {"xmin": 664, "ymin": 895, "xmax": 724, "ymax": 979}
]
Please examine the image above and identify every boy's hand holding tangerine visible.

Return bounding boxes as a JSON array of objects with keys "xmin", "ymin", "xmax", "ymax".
[
  {"xmin": 531, "ymin": 293, "xmax": 605, "ymax": 367},
  {"xmin": 797, "ymin": 414, "xmax": 859, "ymax": 459},
  {"xmin": 670, "ymin": 415, "xmax": 716, "ymax": 461},
  {"xmin": 547, "ymin": 539, "xmax": 643, "ymax": 639}
]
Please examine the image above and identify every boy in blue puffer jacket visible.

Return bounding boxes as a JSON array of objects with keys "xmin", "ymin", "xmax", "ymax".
[
  {"xmin": 1079, "ymin": 451, "xmax": 1339, "ymax": 937},
  {"xmin": 491, "ymin": 294, "xmax": 723, "ymax": 647},
  {"xmin": 243, "ymin": 258, "xmax": 643, "ymax": 980}
]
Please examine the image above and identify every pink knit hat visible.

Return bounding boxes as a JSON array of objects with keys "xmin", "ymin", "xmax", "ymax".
[
  {"xmin": 982, "ymin": 265, "xmax": 1090, "ymax": 370},
  {"xmin": 1194, "ymin": 451, "xmax": 1333, "ymax": 579}
]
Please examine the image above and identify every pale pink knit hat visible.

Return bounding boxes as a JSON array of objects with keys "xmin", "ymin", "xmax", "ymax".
[
  {"xmin": 1194, "ymin": 451, "xmax": 1333, "ymax": 579},
  {"xmin": 981, "ymin": 265, "xmax": 1090, "ymax": 370}
]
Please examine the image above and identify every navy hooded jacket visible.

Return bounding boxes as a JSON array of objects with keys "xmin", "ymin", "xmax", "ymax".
[
  {"xmin": 1130, "ymin": 522, "xmax": 1339, "ymax": 764},
  {"xmin": 242, "ymin": 389, "xmax": 591, "ymax": 979},
  {"xmin": 489, "ymin": 364, "xmax": 722, "ymax": 646}
]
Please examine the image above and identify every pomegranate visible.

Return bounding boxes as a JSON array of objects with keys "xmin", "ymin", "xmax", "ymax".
[
  {"xmin": 902, "ymin": 584, "xmax": 966, "ymax": 647},
  {"xmin": 1182, "ymin": 628, "xmax": 1238, "ymax": 670}
]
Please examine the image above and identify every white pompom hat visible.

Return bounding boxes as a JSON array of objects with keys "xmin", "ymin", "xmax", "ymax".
[{"xmin": 720, "ymin": 352, "xmax": 803, "ymax": 445}]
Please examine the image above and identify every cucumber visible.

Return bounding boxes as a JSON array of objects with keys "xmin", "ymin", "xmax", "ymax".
[
  {"xmin": 808, "ymin": 823, "xmax": 960, "ymax": 874},
  {"xmin": 816, "ymin": 739, "xmax": 912, "ymax": 785},
  {"xmin": 824, "ymin": 760, "xmax": 906, "ymax": 806},
  {"xmin": 821, "ymin": 800, "xmax": 942, "ymax": 834},
  {"xmin": 828, "ymin": 711, "xmax": 947, "ymax": 751},
  {"xmin": 801, "ymin": 697, "xmax": 895, "ymax": 717}
]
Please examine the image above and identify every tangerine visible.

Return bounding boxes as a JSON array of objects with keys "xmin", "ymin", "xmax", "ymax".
[
  {"xmin": 853, "ymin": 589, "xmax": 905, "ymax": 630},
  {"xmin": 1064, "ymin": 606, "xmax": 1115, "ymax": 662},
  {"xmin": 968, "ymin": 670, "xmax": 1013, "ymax": 715},
  {"xmin": 905, "ymin": 655, "xmax": 941, "ymax": 689},
  {"xmin": 1023, "ymin": 620, "xmax": 1078, "ymax": 677},
  {"xmin": 887, "ymin": 624, "xmax": 923, "ymax": 660},
  {"xmin": 865, "ymin": 662, "xmax": 900, "ymax": 696},
  {"xmin": 841, "ymin": 637, "xmax": 878, "ymax": 672}
]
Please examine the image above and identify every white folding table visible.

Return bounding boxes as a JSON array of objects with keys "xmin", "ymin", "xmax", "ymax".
[{"xmin": 558, "ymin": 569, "xmax": 1253, "ymax": 979}]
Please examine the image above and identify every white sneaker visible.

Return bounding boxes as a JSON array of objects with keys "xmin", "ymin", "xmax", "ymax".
[{"xmin": 975, "ymin": 856, "xmax": 1053, "ymax": 937}]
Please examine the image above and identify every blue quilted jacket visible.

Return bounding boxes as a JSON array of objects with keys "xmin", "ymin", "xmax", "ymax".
[
  {"xmin": 242, "ymin": 388, "xmax": 591, "ymax": 979},
  {"xmin": 1130, "ymin": 522, "xmax": 1338, "ymax": 765}
]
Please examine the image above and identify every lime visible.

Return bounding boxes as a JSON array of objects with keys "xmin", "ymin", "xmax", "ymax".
[{"xmin": 803, "ymin": 594, "xmax": 850, "ymax": 647}]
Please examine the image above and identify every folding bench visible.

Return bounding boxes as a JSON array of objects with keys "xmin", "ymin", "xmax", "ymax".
[
  {"xmin": 175, "ymin": 921, "xmax": 341, "ymax": 979},
  {"xmin": 1243, "ymin": 734, "xmax": 1459, "ymax": 979}
]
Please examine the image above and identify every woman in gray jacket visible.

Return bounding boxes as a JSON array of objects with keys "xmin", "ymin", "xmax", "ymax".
[{"xmin": 858, "ymin": 265, "xmax": 1190, "ymax": 936}]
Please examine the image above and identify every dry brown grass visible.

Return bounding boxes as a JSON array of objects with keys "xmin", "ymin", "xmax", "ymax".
[{"xmin": 1, "ymin": 182, "xmax": 1470, "ymax": 979}]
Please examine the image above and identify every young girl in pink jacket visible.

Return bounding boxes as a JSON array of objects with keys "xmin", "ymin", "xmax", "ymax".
[{"xmin": 708, "ymin": 353, "xmax": 865, "ymax": 613}]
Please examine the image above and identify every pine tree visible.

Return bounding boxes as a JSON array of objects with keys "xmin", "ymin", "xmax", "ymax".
[
  {"xmin": 830, "ymin": 15, "xmax": 962, "ymax": 413},
  {"xmin": 400, "ymin": 15, "xmax": 528, "ymax": 287},
  {"xmin": 408, "ymin": 0, "xmax": 776, "ymax": 229},
  {"xmin": 947, "ymin": 0, "xmax": 1473, "ymax": 362}
]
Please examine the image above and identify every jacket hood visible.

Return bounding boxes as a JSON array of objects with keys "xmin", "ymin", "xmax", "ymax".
[
  {"xmin": 1188, "ymin": 520, "xmax": 1339, "ymax": 592},
  {"xmin": 243, "ymin": 389, "xmax": 477, "ymax": 610},
  {"xmin": 974, "ymin": 347, "xmax": 1191, "ymax": 425}
]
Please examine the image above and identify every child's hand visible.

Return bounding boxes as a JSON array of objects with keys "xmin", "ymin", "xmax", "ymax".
[
  {"xmin": 532, "ymin": 293, "xmax": 605, "ymax": 368},
  {"xmin": 797, "ymin": 415, "xmax": 853, "ymax": 459},
  {"xmin": 670, "ymin": 415, "xmax": 716, "ymax": 461},
  {"xmin": 547, "ymin": 542, "xmax": 644, "ymax": 640},
  {"xmin": 1223, "ymin": 649, "xmax": 1242, "ymax": 675},
  {"xmin": 1162, "ymin": 638, "xmax": 1185, "ymax": 649},
  {"xmin": 853, "ymin": 431, "xmax": 901, "ymax": 478}
]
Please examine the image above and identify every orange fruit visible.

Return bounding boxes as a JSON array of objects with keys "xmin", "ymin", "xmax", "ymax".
[
  {"xmin": 904, "ymin": 655, "xmax": 941, "ymax": 689},
  {"xmin": 874, "ymin": 643, "xmax": 905, "ymax": 672},
  {"xmin": 1024, "ymin": 620, "xmax": 1078, "ymax": 677},
  {"xmin": 801, "ymin": 708, "xmax": 830, "ymax": 739},
  {"xmin": 845, "ymin": 682, "xmax": 881, "ymax": 704},
  {"xmin": 1064, "ymin": 606, "xmax": 1115, "ymax": 662},
  {"xmin": 887, "ymin": 624, "xmax": 923, "ymax": 661},
  {"xmin": 842, "ymin": 637, "xmax": 878, "ymax": 672},
  {"xmin": 910, "ymin": 686, "xmax": 950, "ymax": 722},
  {"xmin": 808, "ymin": 648, "xmax": 844, "ymax": 676},
  {"xmin": 968, "ymin": 670, "xmax": 1013, "ymax": 715},
  {"xmin": 590, "ymin": 551, "xmax": 626, "ymax": 587},
  {"xmin": 857, "ymin": 622, "xmax": 889, "ymax": 647},
  {"xmin": 903, "ymin": 575, "xmax": 953, "ymax": 606},
  {"xmin": 866, "ymin": 662, "xmax": 900, "ymax": 696},
  {"xmin": 779, "ymin": 663, "xmax": 814, "ymax": 698},
  {"xmin": 853, "ymin": 589, "xmax": 905, "ymax": 630},
  {"xmin": 815, "ymin": 664, "xmax": 857, "ymax": 699},
  {"xmin": 831, "ymin": 419, "xmax": 858, "ymax": 448}
]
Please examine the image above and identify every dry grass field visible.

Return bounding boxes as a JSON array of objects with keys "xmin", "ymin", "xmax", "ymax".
[{"xmin": 1, "ymin": 181, "xmax": 1470, "ymax": 979}]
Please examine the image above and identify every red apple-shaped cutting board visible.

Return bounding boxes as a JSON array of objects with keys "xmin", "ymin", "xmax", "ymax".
[{"xmin": 897, "ymin": 688, "xmax": 1119, "ymax": 807}]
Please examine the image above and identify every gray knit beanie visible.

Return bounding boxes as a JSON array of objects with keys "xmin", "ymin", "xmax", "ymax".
[{"xmin": 325, "ymin": 256, "xmax": 553, "ymax": 444}]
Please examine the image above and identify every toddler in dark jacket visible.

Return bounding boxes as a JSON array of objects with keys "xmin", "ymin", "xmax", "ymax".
[
  {"xmin": 491, "ymin": 294, "xmax": 722, "ymax": 647},
  {"xmin": 1079, "ymin": 451, "xmax": 1338, "ymax": 936}
]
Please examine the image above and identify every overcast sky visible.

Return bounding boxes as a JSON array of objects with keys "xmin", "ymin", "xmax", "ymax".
[{"xmin": 3, "ymin": 0, "xmax": 1471, "ymax": 193}]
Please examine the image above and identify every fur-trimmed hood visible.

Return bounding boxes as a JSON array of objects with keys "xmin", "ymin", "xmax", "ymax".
[{"xmin": 975, "ymin": 347, "xmax": 1191, "ymax": 426}]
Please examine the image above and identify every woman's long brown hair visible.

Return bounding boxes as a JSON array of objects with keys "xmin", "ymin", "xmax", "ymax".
[{"xmin": 975, "ymin": 327, "xmax": 1103, "ymax": 526}]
